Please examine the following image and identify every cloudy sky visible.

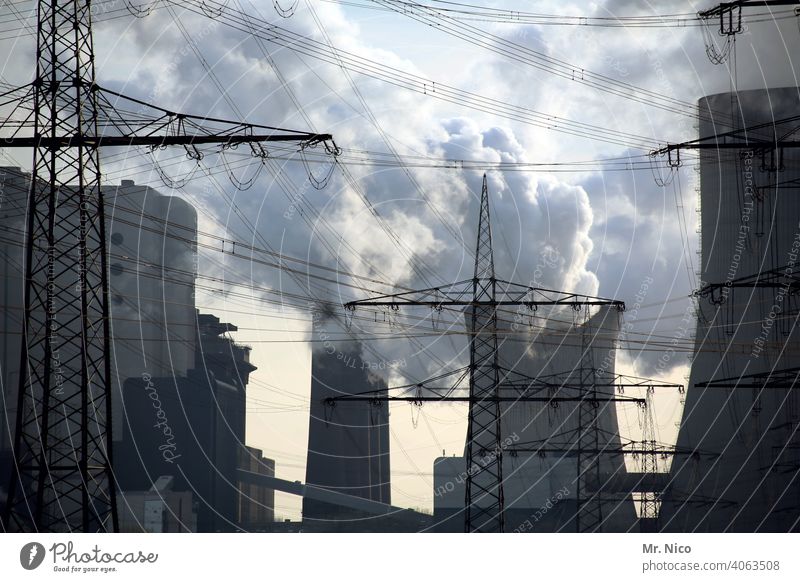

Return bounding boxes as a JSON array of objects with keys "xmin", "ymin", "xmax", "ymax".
[{"xmin": 2, "ymin": 0, "xmax": 799, "ymax": 519}]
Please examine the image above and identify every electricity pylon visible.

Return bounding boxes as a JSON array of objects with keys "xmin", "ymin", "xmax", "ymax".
[
  {"xmin": 343, "ymin": 174, "xmax": 624, "ymax": 532},
  {"xmin": 1, "ymin": 0, "xmax": 334, "ymax": 532},
  {"xmin": 576, "ymin": 311, "xmax": 603, "ymax": 532},
  {"xmin": 698, "ymin": 1, "xmax": 799, "ymax": 36}
]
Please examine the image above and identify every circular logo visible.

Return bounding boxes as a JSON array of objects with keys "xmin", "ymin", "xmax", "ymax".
[{"xmin": 19, "ymin": 542, "xmax": 46, "ymax": 570}]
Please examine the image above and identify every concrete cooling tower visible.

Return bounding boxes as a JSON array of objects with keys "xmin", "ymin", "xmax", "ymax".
[
  {"xmin": 434, "ymin": 305, "xmax": 642, "ymax": 532},
  {"xmin": 660, "ymin": 87, "xmax": 800, "ymax": 532},
  {"xmin": 303, "ymin": 340, "xmax": 391, "ymax": 525}
]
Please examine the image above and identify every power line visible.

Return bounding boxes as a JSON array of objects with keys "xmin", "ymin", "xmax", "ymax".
[{"xmin": 320, "ymin": 0, "xmax": 799, "ymax": 28}]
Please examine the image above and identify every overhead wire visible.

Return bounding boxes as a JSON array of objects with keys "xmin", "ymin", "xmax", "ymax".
[
  {"xmin": 319, "ymin": 0, "xmax": 799, "ymax": 28},
  {"xmin": 361, "ymin": 0, "xmax": 734, "ymax": 126}
]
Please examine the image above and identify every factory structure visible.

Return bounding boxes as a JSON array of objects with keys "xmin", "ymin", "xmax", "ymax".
[
  {"xmin": 433, "ymin": 306, "xmax": 642, "ymax": 532},
  {"xmin": 1, "ymin": 87, "xmax": 799, "ymax": 534},
  {"xmin": 660, "ymin": 87, "xmax": 800, "ymax": 532},
  {"xmin": 308, "ymin": 86, "xmax": 800, "ymax": 532},
  {"xmin": 0, "ymin": 174, "xmax": 276, "ymax": 532},
  {"xmin": 303, "ymin": 343, "xmax": 391, "ymax": 522},
  {"xmin": 432, "ymin": 86, "xmax": 799, "ymax": 533}
]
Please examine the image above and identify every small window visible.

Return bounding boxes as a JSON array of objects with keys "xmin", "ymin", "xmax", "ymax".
[
  {"xmin": 110, "ymin": 232, "xmax": 124, "ymax": 245},
  {"xmin": 110, "ymin": 263, "xmax": 124, "ymax": 277}
]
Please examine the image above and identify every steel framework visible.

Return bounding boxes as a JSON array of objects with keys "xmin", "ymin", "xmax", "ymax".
[
  {"xmin": 343, "ymin": 175, "xmax": 624, "ymax": 532},
  {"xmin": 326, "ymin": 374, "xmax": 685, "ymax": 531},
  {"xmin": 695, "ymin": 265, "xmax": 800, "ymax": 305},
  {"xmin": 1, "ymin": 0, "xmax": 333, "ymax": 532},
  {"xmin": 576, "ymin": 312, "xmax": 602, "ymax": 532},
  {"xmin": 696, "ymin": 367, "xmax": 800, "ymax": 389},
  {"xmin": 651, "ymin": 114, "xmax": 800, "ymax": 168},
  {"xmin": 698, "ymin": 1, "xmax": 800, "ymax": 36}
]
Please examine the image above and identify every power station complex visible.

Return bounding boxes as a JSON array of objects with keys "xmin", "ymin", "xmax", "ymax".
[
  {"xmin": 0, "ymin": 0, "xmax": 797, "ymax": 533},
  {"xmin": 2, "ymin": 86, "xmax": 798, "ymax": 532}
]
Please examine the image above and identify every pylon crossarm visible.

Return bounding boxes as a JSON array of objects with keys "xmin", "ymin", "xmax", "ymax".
[
  {"xmin": 696, "ymin": 367, "xmax": 800, "ymax": 389},
  {"xmin": 344, "ymin": 281, "xmax": 625, "ymax": 309},
  {"xmin": 695, "ymin": 265, "xmax": 800, "ymax": 302},
  {"xmin": 321, "ymin": 363, "xmax": 667, "ymax": 405},
  {"xmin": 534, "ymin": 369, "xmax": 683, "ymax": 392},
  {"xmin": 699, "ymin": 0, "xmax": 800, "ymax": 20},
  {"xmin": 344, "ymin": 279, "xmax": 475, "ymax": 308},
  {"xmin": 494, "ymin": 279, "xmax": 626, "ymax": 308},
  {"xmin": 322, "ymin": 366, "xmax": 470, "ymax": 402},
  {"xmin": 507, "ymin": 438, "xmax": 717, "ymax": 457},
  {"xmin": 651, "ymin": 113, "xmax": 800, "ymax": 157},
  {"xmin": 326, "ymin": 394, "xmax": 647, "ymax": 404},
  {"xmin": 2, "ymin": 84, "xmax": 336, "ymax": 150}
]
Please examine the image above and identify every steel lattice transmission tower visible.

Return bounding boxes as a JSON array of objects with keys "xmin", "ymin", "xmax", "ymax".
[
  {"xmin": 1, "ymin": 0, "xmax": 333, "ymax": 532},
  {"xmin": 576, "ymin": 313, "xmax": 603, "ymax": 532},
  {"xmin": 464, "ymin": 174, "xmax": 504, "ymax": 532},
  {"xmin": 342, "ymin": 174, "xmax": 624, "ymax": 532}
]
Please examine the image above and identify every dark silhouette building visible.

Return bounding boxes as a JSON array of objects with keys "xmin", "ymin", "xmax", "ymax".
[
  {"xmin": 117, "ymin": 312, "xmax": 257, "ymax": 532},
  {"xmin": 237, "ymin": 446, "xmax": 276, "ymax": 530},
  {"xmin": 303, "ymin": 344, "xmax": 391, "ymax": 526}
]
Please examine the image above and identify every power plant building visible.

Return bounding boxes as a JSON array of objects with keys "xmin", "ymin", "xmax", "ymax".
[
  {"xmin": 303, "ymin": 340, "xmax": 391, "ymax": 525},
  {"xmin": 434, "ymin": 306, "xmax": 641, "ymax": 532},
  {"xmin": 661, "ymin": 87, "xmax": 800, "ymax": 532}
]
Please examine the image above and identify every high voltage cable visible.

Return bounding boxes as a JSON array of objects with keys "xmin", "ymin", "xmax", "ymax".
[
  {"xmin": 3, "ymin": 226, "xmax": 783, "ymax": 356},
  {"xmin": 92, "ymin": 10, "xmax": 668, "ymax": 374},
  {"xmin": 183, "ymin": 1, "xmax": 659, "ymax": 148},
  {"xmin": 2, "ymin": 0, "xmax": 689, "ymax": 150},
  {"xmin": 94, "ymin": 0, "xmax": 668, "ymax": 150},
  {"xmin": 160, "ymin": 0, "xmax": 459, "ymax": 330},
  {"xmin": 2, "ymin": 177, "xmax": 710, "ymax": 348},
  {"xmin": 225, "ymin": 1, "xmax": 472, "ymax": 288},
  {"xmin": 1, "ymin": 0, "xmax": 795, "ymax": 27},
  {"xmin": 360, "ymin": 0, "xmax": 729, "ymax": 124},
  {"xmin": 0, "ymin": 217, "xmax": 710, "ymax": 351},
  {"xmin": 2, "ymin": 219, "xmax": 770, "ymax": 355},
  {"xmin": 152, "ymin": 1, "xmax": 449, "ymax": 297},
  {"xmin": 319, "ymin": 0, "xmax": 799, "ymax": 28},
  {"xmin": 99, "ymin": 141, "xmax": 682, "ymax": 178},
  {"xmin": 4, "ymin": 4, "xmax": 780, "ymax": 358},
  {"xmin": 0, "ymin": 176, "xmax": 403, "ymax": 292},
  {"xmin": 302, "ymin": 0, "xmax": 468, "ymax": 259},
  {"xmin": 2, "ymin": 171, "xmax": 714, "ymax": 346},
  {"xmin": 0, "ymin": 1, "xmax": 774, "ymax": 132}
]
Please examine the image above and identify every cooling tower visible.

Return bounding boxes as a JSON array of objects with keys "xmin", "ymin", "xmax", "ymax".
[{"xmin": 660, "ymin": 87, "xmax": 800, "ymax": 532}]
